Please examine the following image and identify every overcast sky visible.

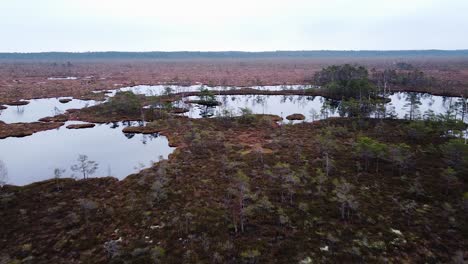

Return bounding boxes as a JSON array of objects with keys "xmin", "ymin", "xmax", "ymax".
[{"xmin": 1, "ymin": 0, "xmax": 467, "ymax": 52}]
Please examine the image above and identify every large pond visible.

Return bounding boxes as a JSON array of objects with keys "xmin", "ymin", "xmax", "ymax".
[
  {"xmin": 181, "ymin": 95, "xmax": 338, "ymax": 121},
  {"xmin": 180, "ymin": 93, "xmax": 467, "ymax": 123},
  {"xmin": 0, "ymin": 121, "xmax": 175, "ymax": 186},
  {"xmin": 0, "ymin": 98, "xmax": 98, "ymax": 123}
]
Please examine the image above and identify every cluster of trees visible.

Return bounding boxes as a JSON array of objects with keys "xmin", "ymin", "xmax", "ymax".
[
  {"xmin": 354, "ymin": 137, "xmax": 412, "ymax": 174},
  {"xmin": 105, "ymin": 91, "xmax": 142, "ymax": 115},
  {"xmin": 314, "ymin": 64, "xmax": 377, "ymax": 99},
  {"xmin": 371, "ymin": 67, "xmax": 437, "ymax": 89}
]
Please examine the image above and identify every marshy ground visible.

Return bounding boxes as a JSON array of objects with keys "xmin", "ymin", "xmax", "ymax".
[{"xmin": 0, "ymin": 59, "xmax": 467, "ymax": 263}]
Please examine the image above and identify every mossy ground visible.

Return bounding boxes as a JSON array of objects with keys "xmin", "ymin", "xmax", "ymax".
[{"xmin": 0, "ymin": 113, "xmax": 466, "ymax": 263}]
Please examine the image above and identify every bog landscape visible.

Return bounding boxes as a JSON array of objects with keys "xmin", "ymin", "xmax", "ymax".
[
  {"xmin": 0, "ymin": 51, "xmax": 467, "ymax": 263},
  {"xmin": 2, "ymin": 1, "xmax": 468, "ymax": 262}
]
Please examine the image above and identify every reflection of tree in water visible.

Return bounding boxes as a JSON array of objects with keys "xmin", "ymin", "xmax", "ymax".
[
  {"xmin": 320, "ymin": 99, "xmax": 335, "ymax": 119},
  {"xmin": 0, "ymin": 159, "xmax": 8, "ymax": 187},
  {"xmin": 199, "ymin": 105, "xmax": 215, "ymax": 118},
  {"xmin": 441, "ymin": 96, "xmax": 457, "ymax": 119},
  {"xmin": 53, "ymin": 106, "xmax": 64, "ymax": 116},
  {"xmin": 254, "ymin": 95, "xmax": 267, "ymax": 114},
  {"xmin": 124, "ymin": 133, "xmax": 135, "ymax": 139},
  {"xmin": 140, "ymin": 133, "xmax": 159, "ymax": 145},
  {"xmin": 254, "ymin": 95, "xmax": 266, "ymax": 105},
  {"xmin": 110, "ymin": 122, "xmax": 119, "ymax": 129},
  {"xmin": 15, "ymin": 106, "xmax": 25, "ymax": 115}
]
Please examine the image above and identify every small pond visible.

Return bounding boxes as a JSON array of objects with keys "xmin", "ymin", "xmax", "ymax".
[
  {"xmin": 0, "ymin": 98, "xmax": 99, "ymax": 123},
  {"xmin": 0, "ymin": 121, "xmax": 175, "ymax": 186}
]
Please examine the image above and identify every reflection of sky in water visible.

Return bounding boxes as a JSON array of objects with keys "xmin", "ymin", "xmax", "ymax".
[
  {"xmin": 181, "ymin": 95, "xmax": 339, "ymax": 121},
  {"xmin": 0, "ymin": 90, "xmax": 466, "ymax": 186},
  {"xmin": 0, "ymin": 98, "xmax": 98, "ymax": 123},
  {"xmin": 47, "ymin": 77, "xmax": 78, "ymax": 80},
  {"xmin": 105, "ymin": 84, "xmax": 313, "ymax": 96},
  {"xmin": 0, "ymin": 121, "xmax": 174, "ymax": 186},
  {"xmin": 386, "ymin": 92, "xmax": 463, "ymax": 120},
  {"xmin": 179, "ymin": 93, "xmax": 467, "ymax": 124}
]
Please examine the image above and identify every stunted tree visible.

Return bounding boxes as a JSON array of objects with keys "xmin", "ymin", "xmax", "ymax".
[
  {"xmin": 332, "ymin": 178, "xmax": 359, "ymax": 220},
  {"xmin": 0, "ymin": 160, "xmax": 8, "ymax": 187},
  {"xmin": 149, "ymin": 162, "xmax": 170, "ymax": 205},
  {"xmin": 455, "ymin": 96, "xmax": 467, "ymax": 122},
  {"xmin": 388, "ymin": 143, "xmax": 412, "ymax": 175},
  {"xmin": 71, "ymin": 154, "xmax": 99, "ymax": 179},
  {"xmin": 198, "ymin": 86, "xmax": 216, "ymax": 103},
  {"xmin": 227, "ymin": 170, "xmax": 251, "ymax": 233},
  {"xmin": 312, "ymin": 168, "xmax": 327, "ymax": 196},
  {"xmin": 441, "ymin": 167, "xmax": 458, "ymax": 196},
  {"xmin": 440, "ymin": 139, "xmax": 468, "ymax": 175},
  {"xmin": 269, "ymin": 162, "xmax": 297, "ymax": 203},
  {"xmin": 162, "ymin": 86, "xmax": 174, "ymax": 96},
  {"xmin": 316, "ymin": 128, "xmax": 338, "ymax": 177},
  {"xmin": 53, "ymin": 168, "xmax": 66, "ymax": 190}
]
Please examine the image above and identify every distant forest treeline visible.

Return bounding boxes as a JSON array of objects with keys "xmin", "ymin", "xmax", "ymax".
[{"xmin": 1, "ymin": 50, "xmax": 468, "ymax": 61}]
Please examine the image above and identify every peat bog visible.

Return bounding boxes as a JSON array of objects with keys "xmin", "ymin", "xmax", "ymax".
[{"xmin": 0, "ymin": 62, "xmax": 467, "ymax": 263}]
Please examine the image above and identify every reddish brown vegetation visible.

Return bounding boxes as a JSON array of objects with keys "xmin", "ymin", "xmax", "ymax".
[
  {"xmin": 59, "ymin": 98, "xmax": 72, "ymax": 103},
  {"xmin": 122, "ymin": 126, "xmax": 160, "ymax": 134},
  {"xmin": 286, "ymin": 113, "xmax": 306, "ymax": 120},
  {"xmin": 0, "ymin": 121, "xmax": 63, "ymax": 139},
  {"xmin": 66, "ymin": 123, "xmax": 96, "ymax": 129},
  {"xmin": 1, "ymin": 58, "xmax": 468, "ymax": 102}
]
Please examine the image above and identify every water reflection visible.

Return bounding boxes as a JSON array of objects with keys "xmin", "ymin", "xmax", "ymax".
[
  {"xmin": 386, "ymin": 92, "xmax": 467, "ymax": 122},
  {"xmin": 180, "ymin": 93, "xmax": 467, "ymax": 124},
  {"xmin": 0, "ymin": 121, "xmax": 175, "ymax": 186},
  {"xmin": 104, "ymin": 84, "xmax": 312, "ymax": 97},
  {"xmin": 0, "ymin": 98, "xmax": 98, "ymax": 123},
  {"xmin": 182, "ymin": 95, "xmax": 339, "ymax": 121}
]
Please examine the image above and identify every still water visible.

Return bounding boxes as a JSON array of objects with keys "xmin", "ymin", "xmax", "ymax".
[
  {"xmin": 0, "ymin": 121, "xmax": 174, "ymax": 186},
  {"xmin": 0, "ymin": 89, "xmax": 465, "ymax": 186},
  {"xmin": 180, "ymin": 93, "xmax": 467, "ymax": 123},
  {"xmin": 0, "ymin": 98, "xmax": 98, "ymax": 123},
  {"xmin": 104, "ymin": 84, "xmax": 312, "ymax": 96}
]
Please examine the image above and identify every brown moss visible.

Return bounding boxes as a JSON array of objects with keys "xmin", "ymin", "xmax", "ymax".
[
  {"xmin": 66, "ymin": 123, "xmax": 96, "ymax": 129},
  {"xmin": 286, "ymin": 113, "xmax": 306, "ymax": 120},
  {"xmin": 39, "ymin": 114, "xmax": 69, "ymax": 122},
  {"xmin": 58, "ymin": 98, "xmax": 72, "ymax": 103},
  {"xmin": 170, "ymin": 107, "xmax": 189, "ymax": 114},
  {"xmin": 6, "ymin": 100, "xmax": 29, "ymax": 106},
  {"xmin": 122, "ymin": 126, "xmax": 160, "ymax": 134},
  {"xmin": 184, "ymin": 99, "xmax": 221, "ymax": 106},
  {"xmin": 0, "ymin": 122, "xmax": 64, "ymax": 139}
]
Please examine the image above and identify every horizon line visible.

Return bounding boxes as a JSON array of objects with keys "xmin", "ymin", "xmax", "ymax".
[{"xmin": 2, "ymin": 49, "xmax": 468, "ymax": 54}]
